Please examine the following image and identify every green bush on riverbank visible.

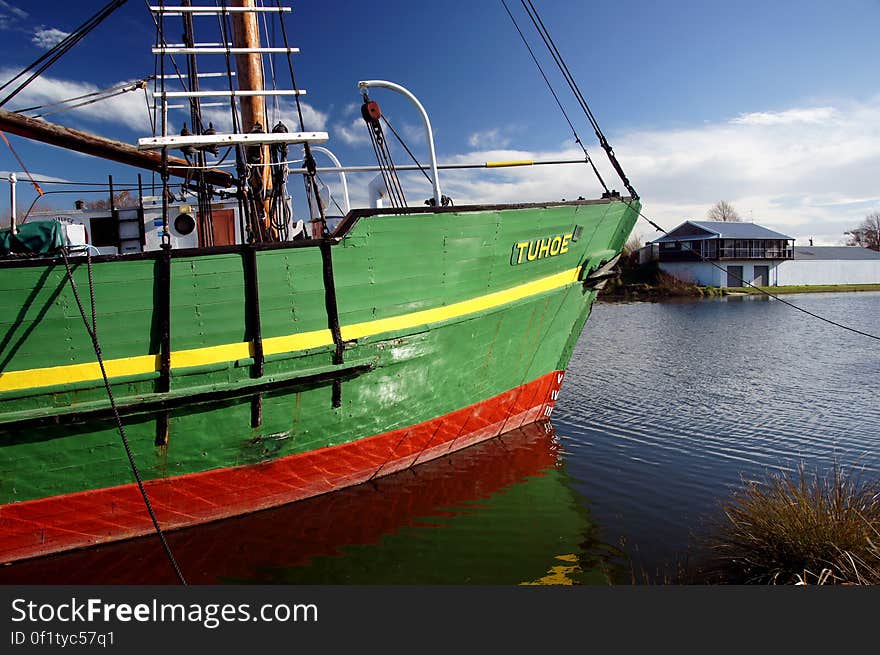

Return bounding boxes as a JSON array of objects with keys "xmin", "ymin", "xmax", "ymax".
[
  {"xmin": 709, "ymin": 465, "xmax": 880, "ymax": 585},
  {"xmin": 600, "ymin": 261, "xmax": 722, "ymax": 300}
]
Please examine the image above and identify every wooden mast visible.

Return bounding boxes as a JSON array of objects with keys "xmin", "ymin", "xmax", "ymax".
[
  {"xmin": 230, "ymin": 0, "xmax": 266, "ymax": 133},
  {"xmin": 230, "ymin": 0, "xmax": 272, "ymax": 240}
]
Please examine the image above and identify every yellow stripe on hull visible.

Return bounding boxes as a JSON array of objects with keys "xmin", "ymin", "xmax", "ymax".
[{"xmin": 0, "ymin": 266, "xmax": 582, "ymax": 393}]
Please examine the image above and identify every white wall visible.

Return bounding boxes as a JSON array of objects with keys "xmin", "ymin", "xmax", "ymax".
[
  {"xmin": 659, "ymin": 261, "xmax": 778, "ymax": 287},
  {"xmin": 777, "ymin": 260, "xmax": 880, "ymax": 285},
  {"xmin": 661, "ymin": 259, "xmax": 880, "ymax": 286}
]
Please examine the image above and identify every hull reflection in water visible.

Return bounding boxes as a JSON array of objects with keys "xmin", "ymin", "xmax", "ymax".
[{"xmin": 0, "ymin": 421, "xmax": 622, "ymax": 585}]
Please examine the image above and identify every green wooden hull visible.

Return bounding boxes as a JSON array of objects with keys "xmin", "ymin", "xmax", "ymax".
[{"xmin": 0, "ymin": 198, "xmax": 638, "ymax": 560}]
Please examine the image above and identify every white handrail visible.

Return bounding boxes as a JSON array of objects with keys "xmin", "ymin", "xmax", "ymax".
[
  {"xmin": 310, "ymin": 146, "xmax": 350, "ymax": 214},
  {"xmin": 357, "ymin": 80, "xmax": 442, "ymax": 206}
]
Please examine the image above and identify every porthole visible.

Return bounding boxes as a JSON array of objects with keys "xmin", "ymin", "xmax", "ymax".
[{"xmin": 173, "ymin": 213, "xmax": 196, "ymax": 236}]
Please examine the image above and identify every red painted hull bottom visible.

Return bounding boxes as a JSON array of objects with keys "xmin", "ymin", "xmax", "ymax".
[{"xmin": 0, "ymin": 371, "xmax": 565, "ymax": 565}]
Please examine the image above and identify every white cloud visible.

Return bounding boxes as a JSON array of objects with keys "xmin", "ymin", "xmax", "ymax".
[
  {"xmin": 729, "ymin": 107, "xmax": 837, "ymax": 126},
  {"xmin": 467, "ymin": 128, "xmax": 511, "ymax": 149},
  {"xmin": 0, "ymin": 68, "xmax": 152, "ymax": 132},
  {"xmin": 31, "ymin": 27, "xmax": 69, "ymax": 49},
  {"xmin": 429, "ymin": 97, "xmax": 880, "ymax": 246},
  {"xmin": 0, "ymin": 1, "xmax": 27, "ymax": 30},
  {"xmin": 400, "ymin": 121, "xmax": 425, "ymax": 145},
  {"xmin": 287, "ymin": 102, "xmax": 328, "ymax": 132},
  {"xmin": 335, "ymin": 117, "xmax": 369, "ymax": 145}
]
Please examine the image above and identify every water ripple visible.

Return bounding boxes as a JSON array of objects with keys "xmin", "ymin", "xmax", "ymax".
[{"xmin": 554, "ymin": 292, "xmax": 880, "ymax": 572}]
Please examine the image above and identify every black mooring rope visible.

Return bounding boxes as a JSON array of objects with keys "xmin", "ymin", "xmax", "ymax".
[
  {"xmin": 61, "ymin": 248, "xmax": 187, "ymax": 584},
  {"xmin": 626, "ymin": 203, "xmax": 880, "ymax": 342}
]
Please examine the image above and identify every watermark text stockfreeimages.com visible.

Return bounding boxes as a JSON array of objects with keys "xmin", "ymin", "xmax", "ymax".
[{"xmin": 10, "ymin": 597, "xmax": 318, "ymax": 630}]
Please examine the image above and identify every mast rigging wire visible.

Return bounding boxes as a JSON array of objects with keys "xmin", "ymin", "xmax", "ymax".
[
  {"xmin": 498, "ymin": 0, "xmax": 609, "ymax": 195},
  {"xmin": 0, "ymin": 0, "xmax": 130, "ymax": 108},
  {"xmin": 629, "ymin": 202, "xmax": 880, "ymax": 342},
  {"xmin": 515, "ymin": 0, "xmax": 637, "ymax": 199},
  {"xmin": 380, "ymin": 116, "xmax": 434, "ymax": 187},
  {"xmin": 274, "ymin": 0, "xmax": 327, "ymax": 233},
  {"xmin": 500, "ymin": 3, "xmax": 876, "ymax": 341},
  {"xmin": 0, "ymin": 131, "xmax": 44, "ymax": 197},
  {"xmin": 13, "ymin": 77, "xmax": 153, "ymax": 116}
]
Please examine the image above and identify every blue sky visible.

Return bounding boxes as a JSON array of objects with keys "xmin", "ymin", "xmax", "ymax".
[{"xmin": 2, "ymin": 0, "xmax": 880, "ymax": 243}]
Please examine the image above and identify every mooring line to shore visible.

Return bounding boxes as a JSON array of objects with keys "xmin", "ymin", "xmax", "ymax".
[
  {"xmin": 627, "ymin": 201, "xmax": 880, "ymax": 342},
  {"xmin": 60, "ymin": 247, "xmax": 187, "ymax": 585}
]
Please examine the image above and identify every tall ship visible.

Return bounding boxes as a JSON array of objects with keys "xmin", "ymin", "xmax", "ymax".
[{"xmin": 0, "ymin": 0, "xmax": 639, "ymax": 569}]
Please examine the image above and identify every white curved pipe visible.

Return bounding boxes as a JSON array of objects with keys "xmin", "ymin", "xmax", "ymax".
[
  {"xmin": 309, "ymin": 146, "xmax": 350, "ymax": 214},
  {"xmin": 357, "ymin": 79, "xmax": 442, "ymax": 206}
]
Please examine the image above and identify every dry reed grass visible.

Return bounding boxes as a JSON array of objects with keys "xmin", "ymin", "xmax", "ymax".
[{"xmin": 709, "ymin": 464, "xmax": 880, "ymax": 585}]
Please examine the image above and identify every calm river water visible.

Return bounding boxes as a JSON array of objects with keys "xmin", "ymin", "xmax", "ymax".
[{"xmin": 3, "ymin": 292, "xmax": 878, "ymax": 584}]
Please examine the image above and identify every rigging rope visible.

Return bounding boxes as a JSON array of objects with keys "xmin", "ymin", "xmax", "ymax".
[
  {"xmin": 275, "ymin": 0, "xmax": 327, "ymax": 235},
  {"xmin": 0, "ymin": 131, "xmax": 44, "ymax": 197},
  {"xmin": 498, "ymin": 0, "xmax": 609, "ymax": 195},
  {"xmin": 380, "ymin": 116, "xmax": 433, "ymax": 186},
  {"xmin": 628, "ymin": 202, "xmax": 880, "ymax": 342},
  {"xmin": 502, "ymin": 4, "xmax": 875, "ymax": 341},
  {"xmin": 361, "ymin": 99, "xmax": 407, "ymax": 208},
  {"xmin": 156, "ymin": 0, "xmax": 171, "ymax": 249},
  {"xmin": 13, "ymin": 77, "xmax": 153, "ymax": 116},
  {"xmin": 60, "ymin": 248, "xmax": 187, "ymax": 584},
  {"xmin": 0, "ymin": 0, "xmax": 130, "ymax": 108},
  {"xmin": 516, "ymin": 0, "xmax": 637, "ymax": 199}
]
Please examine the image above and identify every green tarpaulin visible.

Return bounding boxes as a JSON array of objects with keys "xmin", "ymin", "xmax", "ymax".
[{"xmin": 0, "ymin": 221, "xmax": 64, "ymax": 256}]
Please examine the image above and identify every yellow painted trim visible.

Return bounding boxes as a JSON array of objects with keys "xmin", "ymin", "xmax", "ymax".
[
  {"xmin": 0, "ymin": 355, "xmax": 160, "ymax": 392},
  {"xmin": 341, "ymin": 267, "xmax": 579, "ymax": 340},
  {"xmin": 0, "ymin": 266, "xmax": 581, "ymax": 393},
  {"xmin": 171, "ymin": 342, "xmax": 252, "ymax": 369},
  {"xmin": 485, "ymin": 159, "xmax": 534, "ymax": 168},
  {"xmin": 262, "ymin": 329, "xmax": 334, "ymax": 356}
]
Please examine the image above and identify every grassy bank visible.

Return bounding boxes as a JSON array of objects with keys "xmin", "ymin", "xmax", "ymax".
[
  {"xmin": 725, "ymin": 283, "xmax": 880, "ymax": 295},
  {"xmin": 600, "ymin": 261, "xmax": 880, "ymax": 301},
  {"xmin": 707, "ymin": 465, "xmax": 880, "ymax": 585}
]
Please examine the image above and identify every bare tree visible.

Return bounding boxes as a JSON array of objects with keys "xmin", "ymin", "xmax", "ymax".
[
  {"xmin": 623, "ymin": 233, "xmax": 642, "ymax": 258},
  {"xmin": 845, "ymin": 212, "xmax": 880, "ymax": 251},
  {"xmin": 86, "ymin": 189, "xmax": 136, "ymax": 210},
  {"xmin": 707, "ymin": 200, "xmax": 742, "ymax": 222}
]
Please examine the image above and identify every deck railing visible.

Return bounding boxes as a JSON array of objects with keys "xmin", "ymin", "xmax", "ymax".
[{"xmin": 719, "ymin": 247, "xmax": 793, "ymax": 259}]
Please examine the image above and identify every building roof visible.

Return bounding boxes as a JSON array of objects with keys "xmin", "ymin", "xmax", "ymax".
[
  {"xmin": 794, "ymin": 246, "xmax": 880, "ymax": 261},
  {"xmin": 653, "ymin": 220, "xmax": 793, "ymax": 242}
]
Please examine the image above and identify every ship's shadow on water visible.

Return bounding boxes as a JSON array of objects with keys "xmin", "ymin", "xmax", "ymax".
[{"xmin": 0, "ymin": 421, "xmax": 627, "ymax": 585}]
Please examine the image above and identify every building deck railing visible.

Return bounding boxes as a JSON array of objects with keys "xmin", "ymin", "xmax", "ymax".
[{"xmin": 718, "ymin": 247, "xmax": 793, "ymax": 259}]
